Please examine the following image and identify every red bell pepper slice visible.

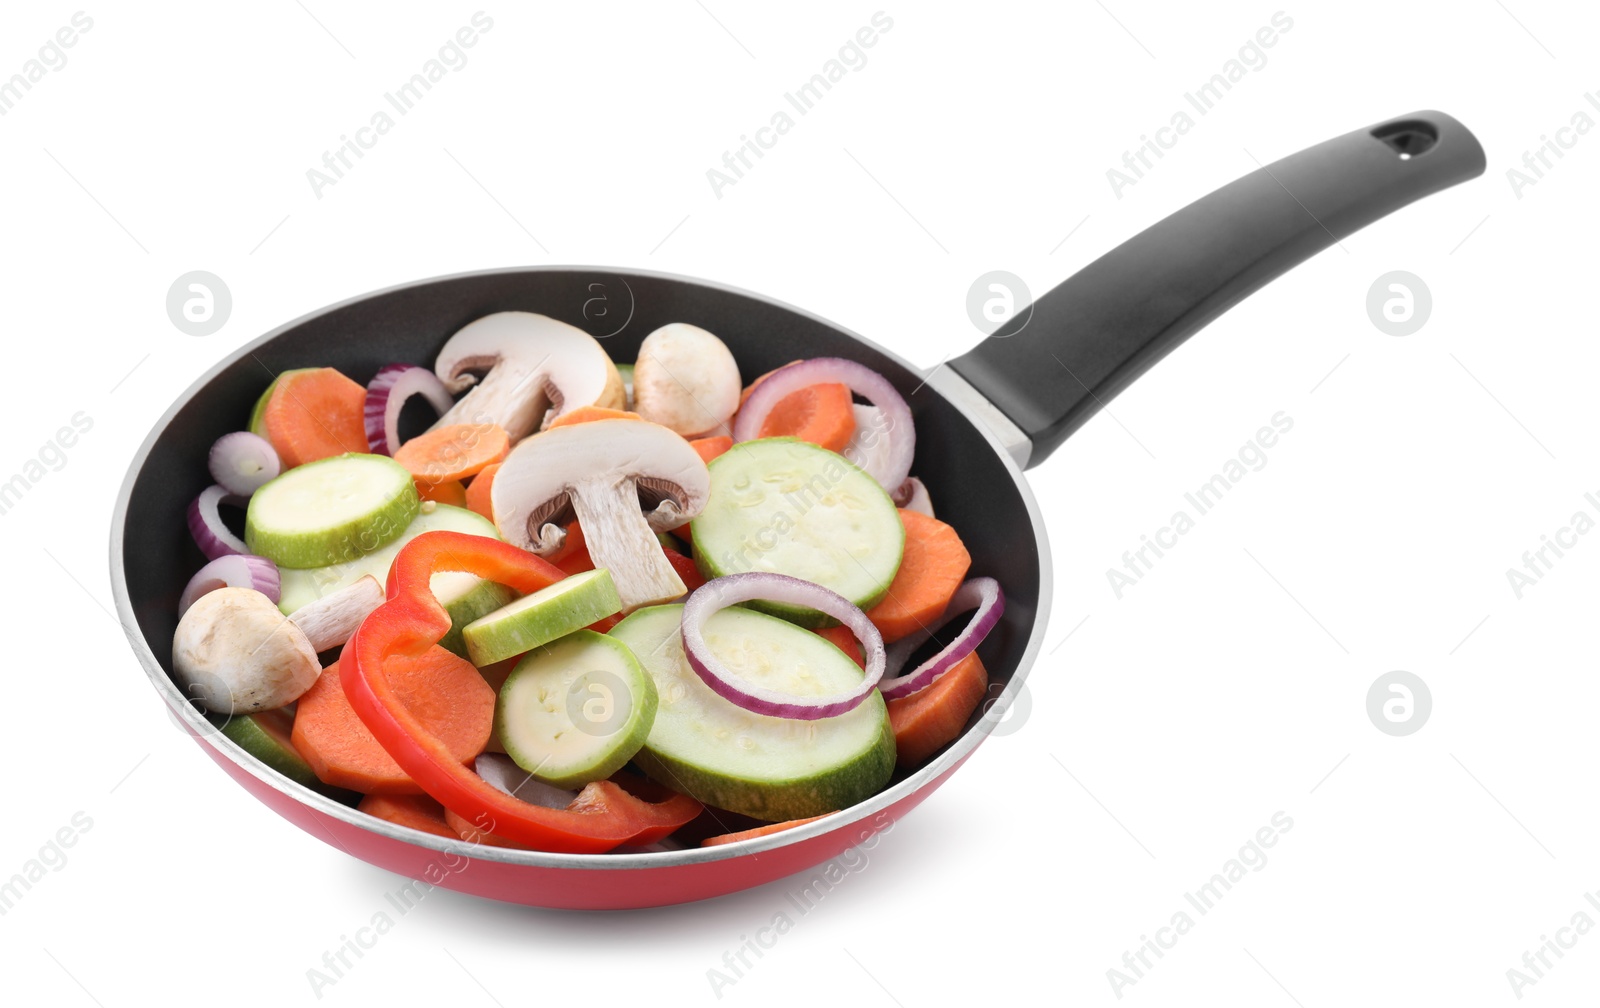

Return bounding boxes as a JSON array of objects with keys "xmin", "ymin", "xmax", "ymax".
[{"xmin": 343, "ymin": 531, "xmax": 701, "ymax": 853}]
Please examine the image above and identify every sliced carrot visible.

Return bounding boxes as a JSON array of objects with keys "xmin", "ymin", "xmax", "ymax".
[
  {"xmin": 444, "ymin": 807, "xmax": 532, "ymax": 849},
  {"xmin": 464, "ymin": 462, "xmax": 500, "ymax": 522},
  {"xmin": 546, "ymin": 405, "xmax": 641, "ymax": 430},
  {"xmin": 815, "ymin": 625, "xmax": 866, "ymax": 670},
  {"xmin": 257, "ymin": 367, "xmax": 369, "ymax": 468},
  {"xmin": 393, "ymin": 423, "xmax": 510, "ymax": 487},
  {"xmin": 701, "ymin": 813, "xmax": 834, "ymax": 847},
  {"xmin": 292, "ymin": 647, "xmax": 494, "ymax": 795},
  {"xmin": 887, "ymin": 652, "xmax": 988, "ymax": 768},
  {"xmin": 417, "ymin": 478, "xmax": 468, "ymax": 507},
  {"xmin": 757, "ymin": 383, "xmax": 855, "ymax": 451},
  {"xmin": 358, "ymin": 793, "xmax": 459, "ymax": 839},
  {"xmin": 867, "ymin": 510, "xmax": 972, "ymax": 643},
  {"xmin": 689, "ymin": 435, "xmax": 732, "ymax": 464},
  {"xmin": 739, "ymin": 365, "xmax": 857, "ymax": 452}
]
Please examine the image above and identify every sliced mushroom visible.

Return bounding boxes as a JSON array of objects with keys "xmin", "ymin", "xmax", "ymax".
[
  {"xmin": 632, "ymin": 323, "xmax": 741, "ymax": 438},
  {"xmin": 431, "ymin": 312, "xmax": 626, "ymax": 442},
  {"xmin": 172, "ymin": 576, "xmax": 384, "ymax": 714},
  {"xmin": 491, "ymin": 418, "xmax": 710, "ymax": 611}
]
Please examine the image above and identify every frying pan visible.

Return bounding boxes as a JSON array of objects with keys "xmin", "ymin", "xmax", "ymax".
[{"xmin": 112, "ymin": 110, "xmax": 1484, "ymax": 909}]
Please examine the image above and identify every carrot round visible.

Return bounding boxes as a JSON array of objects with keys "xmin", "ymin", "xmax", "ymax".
[
  {"xmin": 393, "ymin": 423, "xmax": 510, "ymax": 487},
  {"xmin": 757, "ymin": 384, "xmax": 855, "ymax": 451},
  {"xmin": 701, "ymin": 813, "xmax": 835, "ymax": 847},
  {"xmin": 689, "ymin": 435, "xmax": 733, "ymax": 464},
  {"xmin": 292, "ymin": 647, "xmax": 494, "ymax": 795},
  {"xmin": 257, "ymin": 367, "xmax": 369, "ymax": 468},
  {"xmin": 546, "ymin": 405, "xmax": 641, "ymax": 430},
  {"xmin": 867, "ymin": 510, "xmax": 972, "ymax": 643},
  {"xmin": 464, "ymin": 462, "xmax": 500, "ymax": 522},
  {"xmin": 886, "ymin": 651, "xmax": 988, "ymax": 768},
  {"xmin": 358, "ymin": 793, "xmax": 459, "ymax": 839},
  {"xmin": 417, "ymin": 478, "xmax": 468, "ymax": 507},
  {"xmin": 740, "ymin": 365, "xmax": 857, "ymax": 452}
]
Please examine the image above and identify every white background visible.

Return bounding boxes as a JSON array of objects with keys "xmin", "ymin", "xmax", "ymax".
[{"xmin": 1, "ymin": 1, "xmax": 1595, "ymax": 1005}]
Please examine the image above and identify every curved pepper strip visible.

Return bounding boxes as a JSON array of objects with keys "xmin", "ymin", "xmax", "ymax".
[{"xmin": 343, "ymin": 531, "xmax": 702, "ymax": 853}]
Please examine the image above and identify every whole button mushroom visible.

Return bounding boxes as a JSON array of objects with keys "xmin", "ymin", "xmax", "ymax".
[
  {"xmin": 631, "ymin": 323, "xmax": 742, "ymax": 438},
  {"xmin": 171, "ymin": 577, "xmax": 384, "ymax": 713},
  {"xmin": 491, "ymin": 418, "xmax": 711, "ymax": 611},
  {"xmin": 430, "ymin": 312, "xmax": 627, "ymax": 442}
]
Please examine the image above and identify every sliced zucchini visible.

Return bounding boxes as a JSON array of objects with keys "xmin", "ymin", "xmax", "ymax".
[
  {"xmin": 463, "ymin": 568, "xmax": 623, "ymax": 667},
  {"xmin": 689, "ymin": 437, "xmax": 903, "ymax": 626},
  {"xmin": 610, "ymin": 603, "xmax": 894, "ymax": 820},
  {"xmin": 496, "ymin": 630, "xmax": 657, "ymax": 788},
  {"xmin": 246, "ymin": 453, "xmax": 418, "ymax": 568}
]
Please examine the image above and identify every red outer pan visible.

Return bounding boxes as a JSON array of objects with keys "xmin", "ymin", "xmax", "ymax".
[{"xmin": 113, "ymin": 111, "xmax": 1484, "ymax": 909}]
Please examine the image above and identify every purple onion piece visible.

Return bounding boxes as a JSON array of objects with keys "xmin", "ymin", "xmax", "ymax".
[
  {"xmin": 188, "ymin": 484, "xmax": 249, "ymax": 560},
  {"xmin": 880, "ymin": 578, "xmax": 1004, "ymax": 699},
  {"xmin": 365, "ymin": 363, "xmax": 456, "ymax": 455},
  {"xmin": 733, "ymin": 357, "xmax": 915, "ymax": 497},
  {"xmin": 680, "ymin": 572, "xmax": 885, "ymax": 720},
  {"xmin": 178, "ymin": 554, "xmax": 280, "ymax": 616}
]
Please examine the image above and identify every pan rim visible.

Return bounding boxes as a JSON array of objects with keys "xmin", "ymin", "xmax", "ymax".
[{"xmin": 109, "ymin": 263, "xmax": 1053, "ymax": 875}]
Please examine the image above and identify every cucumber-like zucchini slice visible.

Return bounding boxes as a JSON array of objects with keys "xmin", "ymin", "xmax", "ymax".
[
  {"xmin": 496, "ymin": 630, "xmax": 657, "ymax": 788},
  {"xmin": 463, "ymin": 568, "xmax": 623, "ymax": 667},
  {"xmin": 246, "ymin": 453, "xmax": 418, "ymax": 569},
  {"xmin": 689, "ymin": 437, "xmax": 904, "ymax": 627},
  {"xmin": 276, "ymin": 503, "xmax": 514, "ymax": 658},
  {"xmin": 610, "ymin": 604, "xmax": 894, "ymax": 821}
]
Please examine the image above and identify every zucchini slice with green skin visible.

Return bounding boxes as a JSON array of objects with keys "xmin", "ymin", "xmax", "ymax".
[
  {"xmin": 463, "ymin": 568, "xmax": 623, "ymax": 667},
  {"xmin": 245, "ymin": 453, "xmax": 418, "ymax": 569},
  {"xmin": 611, "ymin": 604, "xmax": 894, "ymax": 821},
  {"xmin": 497, "ymin": 630, "xmax": 657, "ymax": 788},
  {"xmin": 689, "ymin": 437, "xmax": 904, "ymax": 627}
]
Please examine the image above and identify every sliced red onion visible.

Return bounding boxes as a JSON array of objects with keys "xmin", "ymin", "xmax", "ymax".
[
  {"xmin": 208, "ymin": 431, "xmax": 280, "ymax": 496},
  {"xmin": 474, "ymin": 753, "xmax": 578, "ymax": 810},
  {"xmin": 896, "ymin": 476, "xmax": 933, "ymax": 516},
  {"xmin": 681, "ymin": 573, "xmax": 884, "ymax": 720},
  {"xmin": 880, "ymin": 577, "xmax": 1004, "ymax": 699},
  {"xmin": 365, "ymin": 363, "xmax": 456, "ymax": 455},
  {"xmin": 188, "ymin": 484, "xmax": 249, "ymax": 560},
  {"xmin": 178, "ymin": 554, "xmax": 279, "ymax": 616},
  {"xmin": 733, "ymin": 358, "xmax": 915, "ymax": 496}
]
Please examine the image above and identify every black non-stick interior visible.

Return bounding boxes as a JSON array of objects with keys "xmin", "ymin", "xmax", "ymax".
[{"xmin": 122, "ymin": 268, "xmax": 1044, "ymax": 766}]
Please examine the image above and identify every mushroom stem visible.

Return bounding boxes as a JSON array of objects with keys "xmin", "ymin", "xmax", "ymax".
[
  {"xmin": 288, "ymin": 575, "xmax": 384, "ymax": 652},
  {"xmin": 434, "ymin": 364, "xmax": 551, "ymax": 442},
  {"xmin": 568, "ymin": 480, "xmax": 687, "ymax": 612}
]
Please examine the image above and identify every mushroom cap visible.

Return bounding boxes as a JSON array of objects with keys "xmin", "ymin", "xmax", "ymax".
[
  {"xmin": 431, "ymin": 311, "xmax": 625, "ymax": 440},
  {"xmin": 490, "ymin": 418, "xmax": 711, "ymax": 553},
  {"xmin": 632, "ymin": 323, "xmax": 742, "ymax": 437},
  {"xmin": 172, "ymin": 587, "xmax": 320, "ymax": 714}
]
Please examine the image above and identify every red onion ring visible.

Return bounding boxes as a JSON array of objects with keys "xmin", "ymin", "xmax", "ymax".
[
  {"xmin": 733, "ymin": 358, "xmax": 915, "ymax": 496},
  {"xmin": 208, "ymin": 431, "xmax": 280, "ymax": 496},
  {"xmin": 178, "ymin": 554, "xmax": 280, "ymax": 616},
  {"xmin": 880, "ymin": 577, "xmax": 1004, "ymax": 699},
  {"xmin": 187, "ymin": 484, "xmax": 249, "ymax": 560},
  {"xmin": 365, "ymin": 363, "xmax": 456, "ymax": 455},
  {"xmin": 681, "ymin": 573, "xmax": 885, "ymax": 720}
]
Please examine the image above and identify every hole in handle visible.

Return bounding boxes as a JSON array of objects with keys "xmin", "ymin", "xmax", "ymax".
[{"xmin": 1372, "ymin": 120, "xmax": 1439, "ymax": 159}]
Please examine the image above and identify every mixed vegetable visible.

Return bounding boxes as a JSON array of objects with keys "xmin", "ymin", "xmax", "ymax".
[{"xmin": 173, "ymin": 311, "xmax": 1004, "ymax": 853}]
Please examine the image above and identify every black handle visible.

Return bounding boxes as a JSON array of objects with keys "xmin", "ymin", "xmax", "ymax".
[{"xmin": 949, "ymin": 110, "xmax": 1486, "ymax": 467}]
